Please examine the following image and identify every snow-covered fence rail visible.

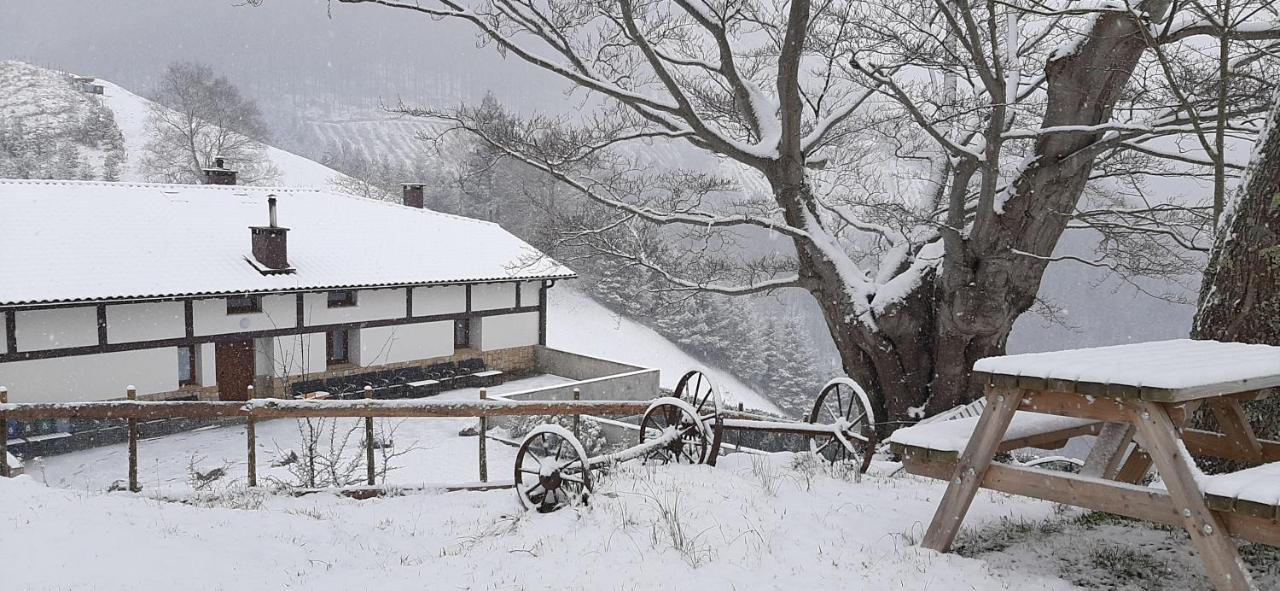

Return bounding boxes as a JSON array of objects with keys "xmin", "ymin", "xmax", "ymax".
[{"xmin": 0, "ymin": 397, "xmax": 657, "ymax": 421}]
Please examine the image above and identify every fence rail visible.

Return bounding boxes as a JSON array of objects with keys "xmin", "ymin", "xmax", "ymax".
[
  {"xmin": 0, "ymin": 397, "xmax": 657, "ymax": 421},
  {"xmin": 0, "ymin": 385, "xmax": 663, "ymax": 492}
]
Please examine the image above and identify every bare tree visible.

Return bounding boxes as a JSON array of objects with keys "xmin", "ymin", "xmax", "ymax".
[
  {"xmin": 317, "ymin": 0, "xmax": 1280, "ymax": 427},
  {"xmin": 139, "ymin": 61, "xmax": 280, "ymax": 185}
]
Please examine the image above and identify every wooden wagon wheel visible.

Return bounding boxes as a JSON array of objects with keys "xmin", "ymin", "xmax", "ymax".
[
  {"xmin": 639, "ymin": 397, "xmax": 710, "ymax": 465},
  {"xmin": 514, "ymin": 425, "xmax": 592, "ymax": 513},
  {"xmin": 672, "ymin": 370, "xmax": 725, "ymax": 465},
  {"xmin": 807, "ymin": 377, "xmax": 877, "ymax": 473}
]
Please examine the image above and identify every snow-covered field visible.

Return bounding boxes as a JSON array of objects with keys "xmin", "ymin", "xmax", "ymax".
[
  {"xmin": 12, "ymin": 450, "xmax": 1273, "ymax": 590},
  {"xmin": 547, "ymin": 287, "xmax": 780, "ymax": 414},
  {"xmin": 4, "ymin": 453, "xmax": 1068, "ymax": 591}
]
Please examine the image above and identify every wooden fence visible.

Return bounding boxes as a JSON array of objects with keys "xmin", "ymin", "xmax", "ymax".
[{"xmin": 0, "ymin": 385, "xmax": 663, "ymax": 493}]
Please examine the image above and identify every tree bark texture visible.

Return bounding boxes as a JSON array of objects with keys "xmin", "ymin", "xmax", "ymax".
[{"xmin": 1193, "ymin": 91, "xmax": 1280, "ymax": 345}]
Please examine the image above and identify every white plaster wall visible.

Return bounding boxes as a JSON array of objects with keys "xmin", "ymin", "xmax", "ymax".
[
  {"xmin": 198, "ymin": 343, "xmax": 216, "ymax": 386},
  {"xmin": 472, "ymin": 283, "xmax": 517, "ymax": 311},
  {"xmin": 519, "ymin": 282, "xmax": 542, "ymax": 307},
  {"xmin": 14, "ymin": 307, "xmax": 97, "ymax": 351},
  {"xmin": 254, "ymin": 337, "xmax": 272, "ymax": 377},
  {"xmin": 106, "ymin": 301, "xmax": 185, "ymax": 343},
  {"xmin": 412, "ymin": 285, "xmax": 466, "ymax": 316},
  {"xmin": 192, "ymin": 295, "xmax": 296, "ymax": 336},
  {"xmin": 0, "ymin": 348, "xmax": 177, "ymax": 403},
  {"xmin": 357, "ymin": 322, "xmax": 453, "ymax": 366},
  {"xmin": 302, "ymin": 288, "xmax": 406, "ymax": 326},
  {"xmin": 477, "ymin": 312, "xmax": 540, "ymax": 351},
  {"xmin": 257, "ymin": 333, "xmax": 326, "ymax": 377}
]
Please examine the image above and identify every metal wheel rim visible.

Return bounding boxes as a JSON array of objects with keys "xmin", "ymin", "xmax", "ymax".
[
  {"xmin": 673, "ymin": 371, "xmax": 724, "ymax": 465},
  {"xmin": 639, "ymin": 399, "xmax": 709, "ymax": 465},
  {"xmin": 514, "ymin": 429, "xmax": 592, "ymax": 512},
  {"xmin": 806, "ymin": 378, "xmax": 876, "ymax": 467}
]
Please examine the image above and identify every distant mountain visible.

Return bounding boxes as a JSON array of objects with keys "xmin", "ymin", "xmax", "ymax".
[{"xmin": 0, "ymin": 60, "xmax": 346, "ymax": 186}]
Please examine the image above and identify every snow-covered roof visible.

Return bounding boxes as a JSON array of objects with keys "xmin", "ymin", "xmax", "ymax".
[
  {"xmin": 0, "ymin": 179, "xmax": 575, "ymax": 306},
  {"xmin": 973, "ymin": 339, "xmax": 1280, "ymax": 398}
]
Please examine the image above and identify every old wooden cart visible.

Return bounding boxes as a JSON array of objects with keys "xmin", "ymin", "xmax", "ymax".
[{"xmin": 512, "ymin": 369, "xmax": 882, "ymax": 511}]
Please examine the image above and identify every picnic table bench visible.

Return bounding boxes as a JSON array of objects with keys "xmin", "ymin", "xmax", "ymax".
[{"xmin": 887, "ymin": 339, "xmax": 1280, "ymax": 591}]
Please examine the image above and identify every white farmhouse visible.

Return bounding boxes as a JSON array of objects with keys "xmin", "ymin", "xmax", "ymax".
[{"xmin": 0, "ymin": 169, "xmax": 575, "ymax": 421}]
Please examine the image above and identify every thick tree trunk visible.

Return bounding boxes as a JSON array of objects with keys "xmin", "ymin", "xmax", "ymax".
[
  {"xmin": 791, "ymin": 4, "xmax": 1171, "ymax": 428},
  {"xmin": 1192, "ymin": 91, "xmax": 1280, "ymax": 345}
]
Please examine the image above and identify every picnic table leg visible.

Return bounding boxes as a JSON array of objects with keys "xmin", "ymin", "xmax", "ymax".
[
  {"xmin": 1130, "ymin": 400, "xmax": 1254, "ymax": 591},
  {"xmin": 1080, "ymin": 423, "xmax": 1136, "ymax": 479},
  {"xmin": 1115, "ymin": 448, "xmax": 1153, "ymax": 484},
  {"xmin": 1209, "ymin": 400, "xmax": 1265, "ymax": 464},
  {"xmin": 921, "ymin": 388, "xmax": 1021, "ymax": 552}
]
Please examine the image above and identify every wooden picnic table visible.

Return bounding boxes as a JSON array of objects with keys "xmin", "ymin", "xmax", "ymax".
[{"xmin": 889, "ymin": 339, "xmax": 1280, "ymax": 591}]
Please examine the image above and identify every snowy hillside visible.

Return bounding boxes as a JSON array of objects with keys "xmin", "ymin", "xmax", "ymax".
[
  {"xmin": 547, "ymin": 287, "xmax": 779, "ymax": 414},
  {"xmin": 98, "ymin": 78, "xmax": 345, "ymax": 186},
  {"xmin": 0, "ymin": 60, "xmax": 125, "ymax": 179},
  {"xmin": 0, "ymin": 60, "xmax": 345, "ymax": 186}
]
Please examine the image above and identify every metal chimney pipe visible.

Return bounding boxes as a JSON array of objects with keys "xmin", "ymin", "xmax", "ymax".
[{"xmin": 268, "ymin": 196, "xmax": 278, "ymax": 227}]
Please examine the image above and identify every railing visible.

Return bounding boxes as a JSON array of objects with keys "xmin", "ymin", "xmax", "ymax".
[{"xmin": 0, "ymin": 384, "xmax": 657, "ymax": 494}]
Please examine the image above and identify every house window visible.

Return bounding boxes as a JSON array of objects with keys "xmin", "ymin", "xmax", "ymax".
[
  {"xmin": 454, "ymin": 318, "xmax": 471, "ymax": 349},
  {"xmin": 178, "ymin": 345, "xmax": 198, "ymax": 387},
  {"xmin": 226, "ymin": 295, "xmax": 261, "ymax": 314},
  {"xmin": 327, "ymin": 290, "xmax": 357, "ymax": 308},
  {"xmin": 327, "ymin": 329, "xmax": 351, "ymax": 364}
]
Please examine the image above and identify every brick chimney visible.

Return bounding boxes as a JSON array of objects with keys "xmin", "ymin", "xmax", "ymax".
[
  {"xmin": 249, "ymin": 195, "xmax": 293, "ymax": 274},
  {"xmin": 402, "ymin": 183, "xmax": 425, "ymax": 208},
  {"xmin": 203, "ymin": 157, "xmax": 238, "ymax": 185}
]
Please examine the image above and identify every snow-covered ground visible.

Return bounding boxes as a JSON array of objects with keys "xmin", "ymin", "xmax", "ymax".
[
  {"xmin": 547, "ymin": 287, "xmax": 780, "ymax": 414},
  {"xmin": 32, "ymin": 376, "xmax": 571, "ymax": 495},
  {"xmin": 12, "ymin": 450, "xmax": 1272, "ymax": 590},
  {"xmin": 99, "ymin": 78, "xmax": 346, "ymax": 187},
  {"xmin": 3, "ymin": 453, "xmax": 1070, "ymax": 590}
]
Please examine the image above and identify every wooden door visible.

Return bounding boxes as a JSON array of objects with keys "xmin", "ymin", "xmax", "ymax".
[{"xmin": 215, "ymin": 339, "xmax": 255, "ymax": 401}]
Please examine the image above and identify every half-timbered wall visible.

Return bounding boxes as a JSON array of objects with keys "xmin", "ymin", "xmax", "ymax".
[
  {"xmin": 106, "ymin": 302, "xmax": 184, "ymax": 343},
  {"xmin": 0, "ymin": 349, "xmax": 176, "ymax": 403},
  {"xmin": 472, "ymin": 283, "xmax": 516, "ymax": 311},
  {"xmin": 302, "ymin": 288, "xmax": 405, "ymax": 325},
  {"xmin": 0, "ymin": 281, "xmax": 552, "ymax": 402},
  {"xmin": 193, "ymin": 294, "xmax": 296, "ymax": 335},
  {"xmin": 411, "ymin": 285, "xmax": 466, "ymax": 316},
  {"xmin": 357, "ymin": 321, "xmax": 453, "ymax": 366},
  {"xmin": 14, "ymin": 307, "xmax": 98, "ymax": 351},
  {"xmin": 476, "ymin": 312, "xmax": 540, "ymax": 351}
]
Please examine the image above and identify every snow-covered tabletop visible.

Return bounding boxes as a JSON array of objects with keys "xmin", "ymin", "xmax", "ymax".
[{"xmin": 972, "ymin": 339, "xmax": 1280, "ymax": 401}]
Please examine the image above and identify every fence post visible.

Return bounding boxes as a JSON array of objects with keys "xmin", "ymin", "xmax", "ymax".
[
  {"xmin": 364, "ymin": 385, "xmax": 375, "ymax": 486},
  {"xmin": 0, "ymin": 387, "xmax": 9, "ymax": 478},
  {"xmin": 737, "ymin": 402, "xmax": 744, "ymax": 451},
  {"xmin": 478, "ymin": 388, "xmax": 488, "ymax": 483},
  {"xmin": 572, "ymin": 388, "xmax": 581, "ymax": 440},
  {"xmin": 246, "ymin": 385, "xmax": 257, "ymax": 487},
  {"xmin": 127, "ymin": 385, "xmax": 139, "ymax": 493}
]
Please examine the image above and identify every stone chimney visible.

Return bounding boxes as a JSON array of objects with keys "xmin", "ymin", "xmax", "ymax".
[
  {"xmin": 250, "ymin": 195, "xmax": 292, "ymax": 274},
  {"xmin": 402, "ymin": 183, "xmax": 425, "ymax": 208},
  {"xmin": 203, "ymin": 157, "xmax": 238, "ymax": 185}
]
